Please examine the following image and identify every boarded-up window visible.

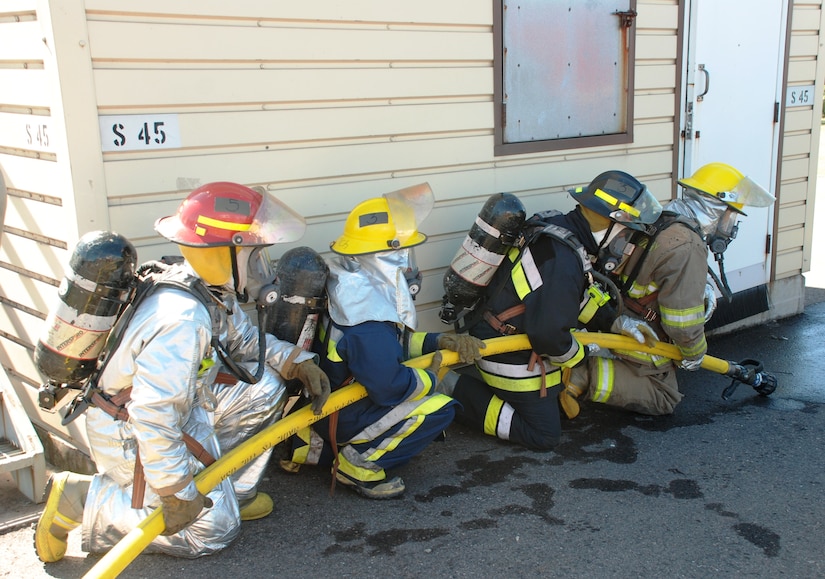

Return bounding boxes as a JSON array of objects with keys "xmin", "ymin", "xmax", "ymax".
[{"xmin": 494, "ymin": 0, "xmax": 637, "ymax": 156}]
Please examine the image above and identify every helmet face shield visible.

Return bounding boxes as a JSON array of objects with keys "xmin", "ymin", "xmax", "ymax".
[
  {"xmin": 384, "ymin": 183, "xmax": 435, "ymax": 248},
  {"xmin": 243, "ymin": 186, "xmax": 307, "ymax": 245},
  {"xmin": 717, "ymin": 175, "xmax": 775, "ymax": 208}
]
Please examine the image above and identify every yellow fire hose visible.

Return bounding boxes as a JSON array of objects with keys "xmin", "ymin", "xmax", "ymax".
[{"xmin": 82, "ymin": 332, "xmax": 765, "ymax": 579}]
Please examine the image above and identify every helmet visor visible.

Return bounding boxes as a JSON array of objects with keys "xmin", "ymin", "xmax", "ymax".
[
  {"xmin": 242, "ymin": 187, "xmax": 307, "ymax": 246},
  {"xmin": 599, "ymin": 185, "xmax": 662, "ymax": 225},
  {"xmin": 384, "ymin": 183, "xmax": 434, "ymax": 247},
  {"xmin": 715, "ymin": 176, "xmax": 775, "ymax": 208}
]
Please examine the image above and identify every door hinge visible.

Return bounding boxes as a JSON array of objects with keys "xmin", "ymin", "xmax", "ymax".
[
  {"xmin": 613, "ymin": 10, "xmax": 638, "ymax": 28},
  {"xmin": 765, "ymin": 233, "xmax": 772, "ymax": 255},
  {"xmin": 774, "ymin": 102, "xmax": 780, "ymax": 123},
  {"xmin": 501, "ymin": 102, "xmax": 507, "ymax": 128}
]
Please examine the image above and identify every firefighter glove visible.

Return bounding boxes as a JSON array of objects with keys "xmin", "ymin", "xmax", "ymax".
[
  {"xmin": 425, "ymin": 350, "xmax": 443, "ymax": 377},
  {"xmin": 680, "ymin": 355, "xmax": 704, "ymax": 372},
  {"xmin": 293, "ymin": 360, "xmax": 331, "ymax": 415},
  {"xmin": 437, "ymin": 334, "xmax": 487, "ymax": 364},
  {"xmin": 159, "ymin": 485, "xmax": 213, "ymax": 536},
  {"xmin": 611, "ymin": 314, "xmax": 659, "ymax": 346},
  {"xmin": 703, "ymin": 281, "xmax": 717, "ymax": 324}
]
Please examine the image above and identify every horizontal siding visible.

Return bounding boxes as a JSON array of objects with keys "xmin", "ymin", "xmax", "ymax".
[
  {"xmin": 86, "ymin": 21, "xmax": 492, "ymax": 62},
  {"xmin": 82, "ymin": 2, "xmax": 494, "ymax": 25}
]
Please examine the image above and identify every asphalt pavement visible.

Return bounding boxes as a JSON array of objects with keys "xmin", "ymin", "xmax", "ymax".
[{"xmin": 1, "ymin": 294, "xmax": 824, "ymax": 578}]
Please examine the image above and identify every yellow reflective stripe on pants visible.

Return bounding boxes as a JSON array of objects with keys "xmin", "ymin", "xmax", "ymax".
[
  {"xmin": 346, "ymin": 394, "xmax": 453, "ymax": 462},
  {"xmin": 591, "ymin": 357, "xmax": 614, "ymax": 403},
  {"xmin": 478, "ymin": 368, "xmax": 561, "ymax": 392},
  {"xmin": 483, "ymin": 395, "xmax": 506, "ymax": 437}
]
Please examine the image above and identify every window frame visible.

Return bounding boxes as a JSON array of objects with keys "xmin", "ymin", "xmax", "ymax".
[{"xmin": 493, "ymin": 0, "xmax": 638, "ymax": 157}]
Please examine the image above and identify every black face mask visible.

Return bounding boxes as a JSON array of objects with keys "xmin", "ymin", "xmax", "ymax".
[
  {"xmin": 596, "ymin": 226, "xmax": 636, "ymax": 274},
  {"xmin": 707, "ymin": 209, "xmax": 739, "ymax": 256}
]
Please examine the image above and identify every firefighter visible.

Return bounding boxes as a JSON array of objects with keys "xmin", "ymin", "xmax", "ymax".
[
  {"xmin": 282, "ymin": 183, "xmax": 484, "ymax": 499},
  {"xmin": 562, "ymin": 163, "xmax": 775, "ymax": 416},
  {"xmin": 441, "ymin": 171, "xmax": 662, "ymax": 450},
  {"xmin": 34, "ymin": 182, "xmax": 331, "ymax": 561}
]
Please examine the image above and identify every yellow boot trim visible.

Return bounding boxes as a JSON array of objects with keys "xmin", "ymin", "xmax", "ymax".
[
  {"xmin": 35, "ymin": 472, "xmax": 81, "ymax": 563},
  {"xmin": 239, "ymin": 492, "xmax": 274, "ymax": 521}
]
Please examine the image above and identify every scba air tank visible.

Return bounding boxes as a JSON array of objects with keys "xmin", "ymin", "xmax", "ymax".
[
  {"xmin": 264, "ymin": 246, "xmax": 329, "ymax": 351},
  {"xmin": 35, "ymin": 231, "xmax": 137, "ymax": 388},
  {"xmin": 439, "ymin": 192, "xmax": 526, "ymax": 324}
]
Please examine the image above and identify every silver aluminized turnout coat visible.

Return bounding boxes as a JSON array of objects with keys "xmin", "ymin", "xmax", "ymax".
[{"xmin": 81, "ymin": 262, "xmax": 315, "ymax": 557}]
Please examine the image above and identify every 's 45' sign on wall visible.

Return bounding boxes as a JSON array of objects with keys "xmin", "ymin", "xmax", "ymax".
[{"xmin": 98, "ymin": 114, "xmax": 181, "ymax": 152}]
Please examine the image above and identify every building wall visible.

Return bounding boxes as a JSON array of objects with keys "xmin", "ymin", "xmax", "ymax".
[
  {"xmin": 776, "ymin": 2, "xmax": 825, "ymax": 280},
  {"xmin": 0, "ymin": 0, "xmax": 821, "ymax": 453}
]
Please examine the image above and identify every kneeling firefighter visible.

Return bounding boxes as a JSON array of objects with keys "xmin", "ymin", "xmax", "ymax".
[
  {"xmin": 441, "ymin": 174, "xmax": 658, "ymax": 450},
  {"xmin": 562, "ymin": 164, "xmax": 774, "ymax": 417},
  {"xmin": 35, "ymin": 182, "xmax": 330, "ymax": 562},
  {"xmin": 282, "ymin": 183, "xmax": 485, "ymax": 499}
]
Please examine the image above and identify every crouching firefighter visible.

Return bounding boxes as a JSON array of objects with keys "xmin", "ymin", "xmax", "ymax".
[
  {"xmin": 561, "ymin": 164, "xmax": 774, "ymax": 417},
  {"xmin": 34, "ymin": 182, "xmax": 331, "ymax": 562},
  {"xmin": 440, "ymin": 185, "xmax": 636, "ymax": 451},
  {"xmin": 282, "ymin": 183, "xmax": 484, "ymax": 499}
]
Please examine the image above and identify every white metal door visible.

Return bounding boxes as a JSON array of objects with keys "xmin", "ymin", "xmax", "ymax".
[{"xmin": 680, "ymin": 0, "xmax": 787, "ymax": 293}]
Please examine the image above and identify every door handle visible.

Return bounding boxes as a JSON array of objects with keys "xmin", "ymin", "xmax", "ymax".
[{"xmin": 697, "ymin": 64, "xmax": 710, "ymax": 101}]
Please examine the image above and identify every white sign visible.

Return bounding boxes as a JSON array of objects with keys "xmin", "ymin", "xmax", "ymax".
[
  {"xmin": 98, "ymin": 114, "xmax": 181, "ymax": 152},
  {"xmin": 0, "ymin": 113, "xmax": 54, "ymax": 153},
  {"xmin": 785, "ymin": 85, "xmax": 816, "ymax": 108}
]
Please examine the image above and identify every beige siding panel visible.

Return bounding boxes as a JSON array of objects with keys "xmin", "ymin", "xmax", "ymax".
[
  {"xmin": 791, "ymin": 6, "xmax": 822, "ymax": 33},
  {"xmin": 0, "ymin": 69, "xmax": 50, "ymax": 108},
  {"xmin": 784, "ymin": 108, "xmax": 814, "ymax": 132},
  {"xmin": 0, "ymin": 21, "xmax": 43, "ymax": 59},
  {"xmin": 0, "ymin": 274, "xmax": 55, "ymax": 329},
  {"xmin": 87, "ymin": 22, "xmax": 492, "ymax": 61},
  {"xmin": 790, "ymin": 34, "xmax": 820, "ymax": 57},
  {"xmin": 94, "ymin": 68, "xmax": 492, "ymax": 108},
  {"xmin": 4, "ymin": 195, "xmax": 65, "ymax": 241},
  {"xmin": 778, "ymin": 204, "xmax": 806, "ymax": 229},
  {"xmin": 781, "ymin": 156, "xmax": 813, "ymax": 182},
  {"xmin": 83, "ymin": 2, "xmax": 493, "ymax": 25},
  {"xmin": 635, "ymin": 93, "xmax": 676, "ymax": 119},
  {"xmin": 776, "ymin": 227, "xmax": 805, "ymax": 252},
  {"xmin": 636, "ymin": 34, "xmax": 678, "ymax": 60},
  {"xmin": 0, "ymin": 1, "xmax": 37, "ymax": 13},
  {"xmin": 635, "ymin": 65, "xmax": 676, "ymax": 91},
  {"xmin": 780, "ymin": 180, "xmax": 808, "ymax": 204},
  {"xmin": 783, "ymin": 133, "xmax": 812, "ymax": 157},
  {"xmin": 101, "ymin": 135, "xmax": 493, "ymax": 198},
  {"xmin": 0, "ymin": 154, "xmax": 67, "ymax": 202},
  {"xmin": 636, "ymin": 3, "xmax": 679, "ymax": 29},
  {"xmin": 0, "ymin": 234, "xmax": 67, "ymax": 283},
  {"xmin": 775, "ymin": 250, "xmax": 803, "ymax": 278},
  {"xmin": 101, "ymin": 103, "xmax": 494, "ymax": 151},
  {"xmin": 781, "ymin": 156, "xmax": 813, "ymax": 181},
  {"xmin": 787, "ymin": 59, "xmax": 818, "ymax": 83}
]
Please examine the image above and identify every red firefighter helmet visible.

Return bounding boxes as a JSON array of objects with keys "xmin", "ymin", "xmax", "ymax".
[{"xmin": 155, "ymin": 182, "xmax": 306, "ymax": 247}]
